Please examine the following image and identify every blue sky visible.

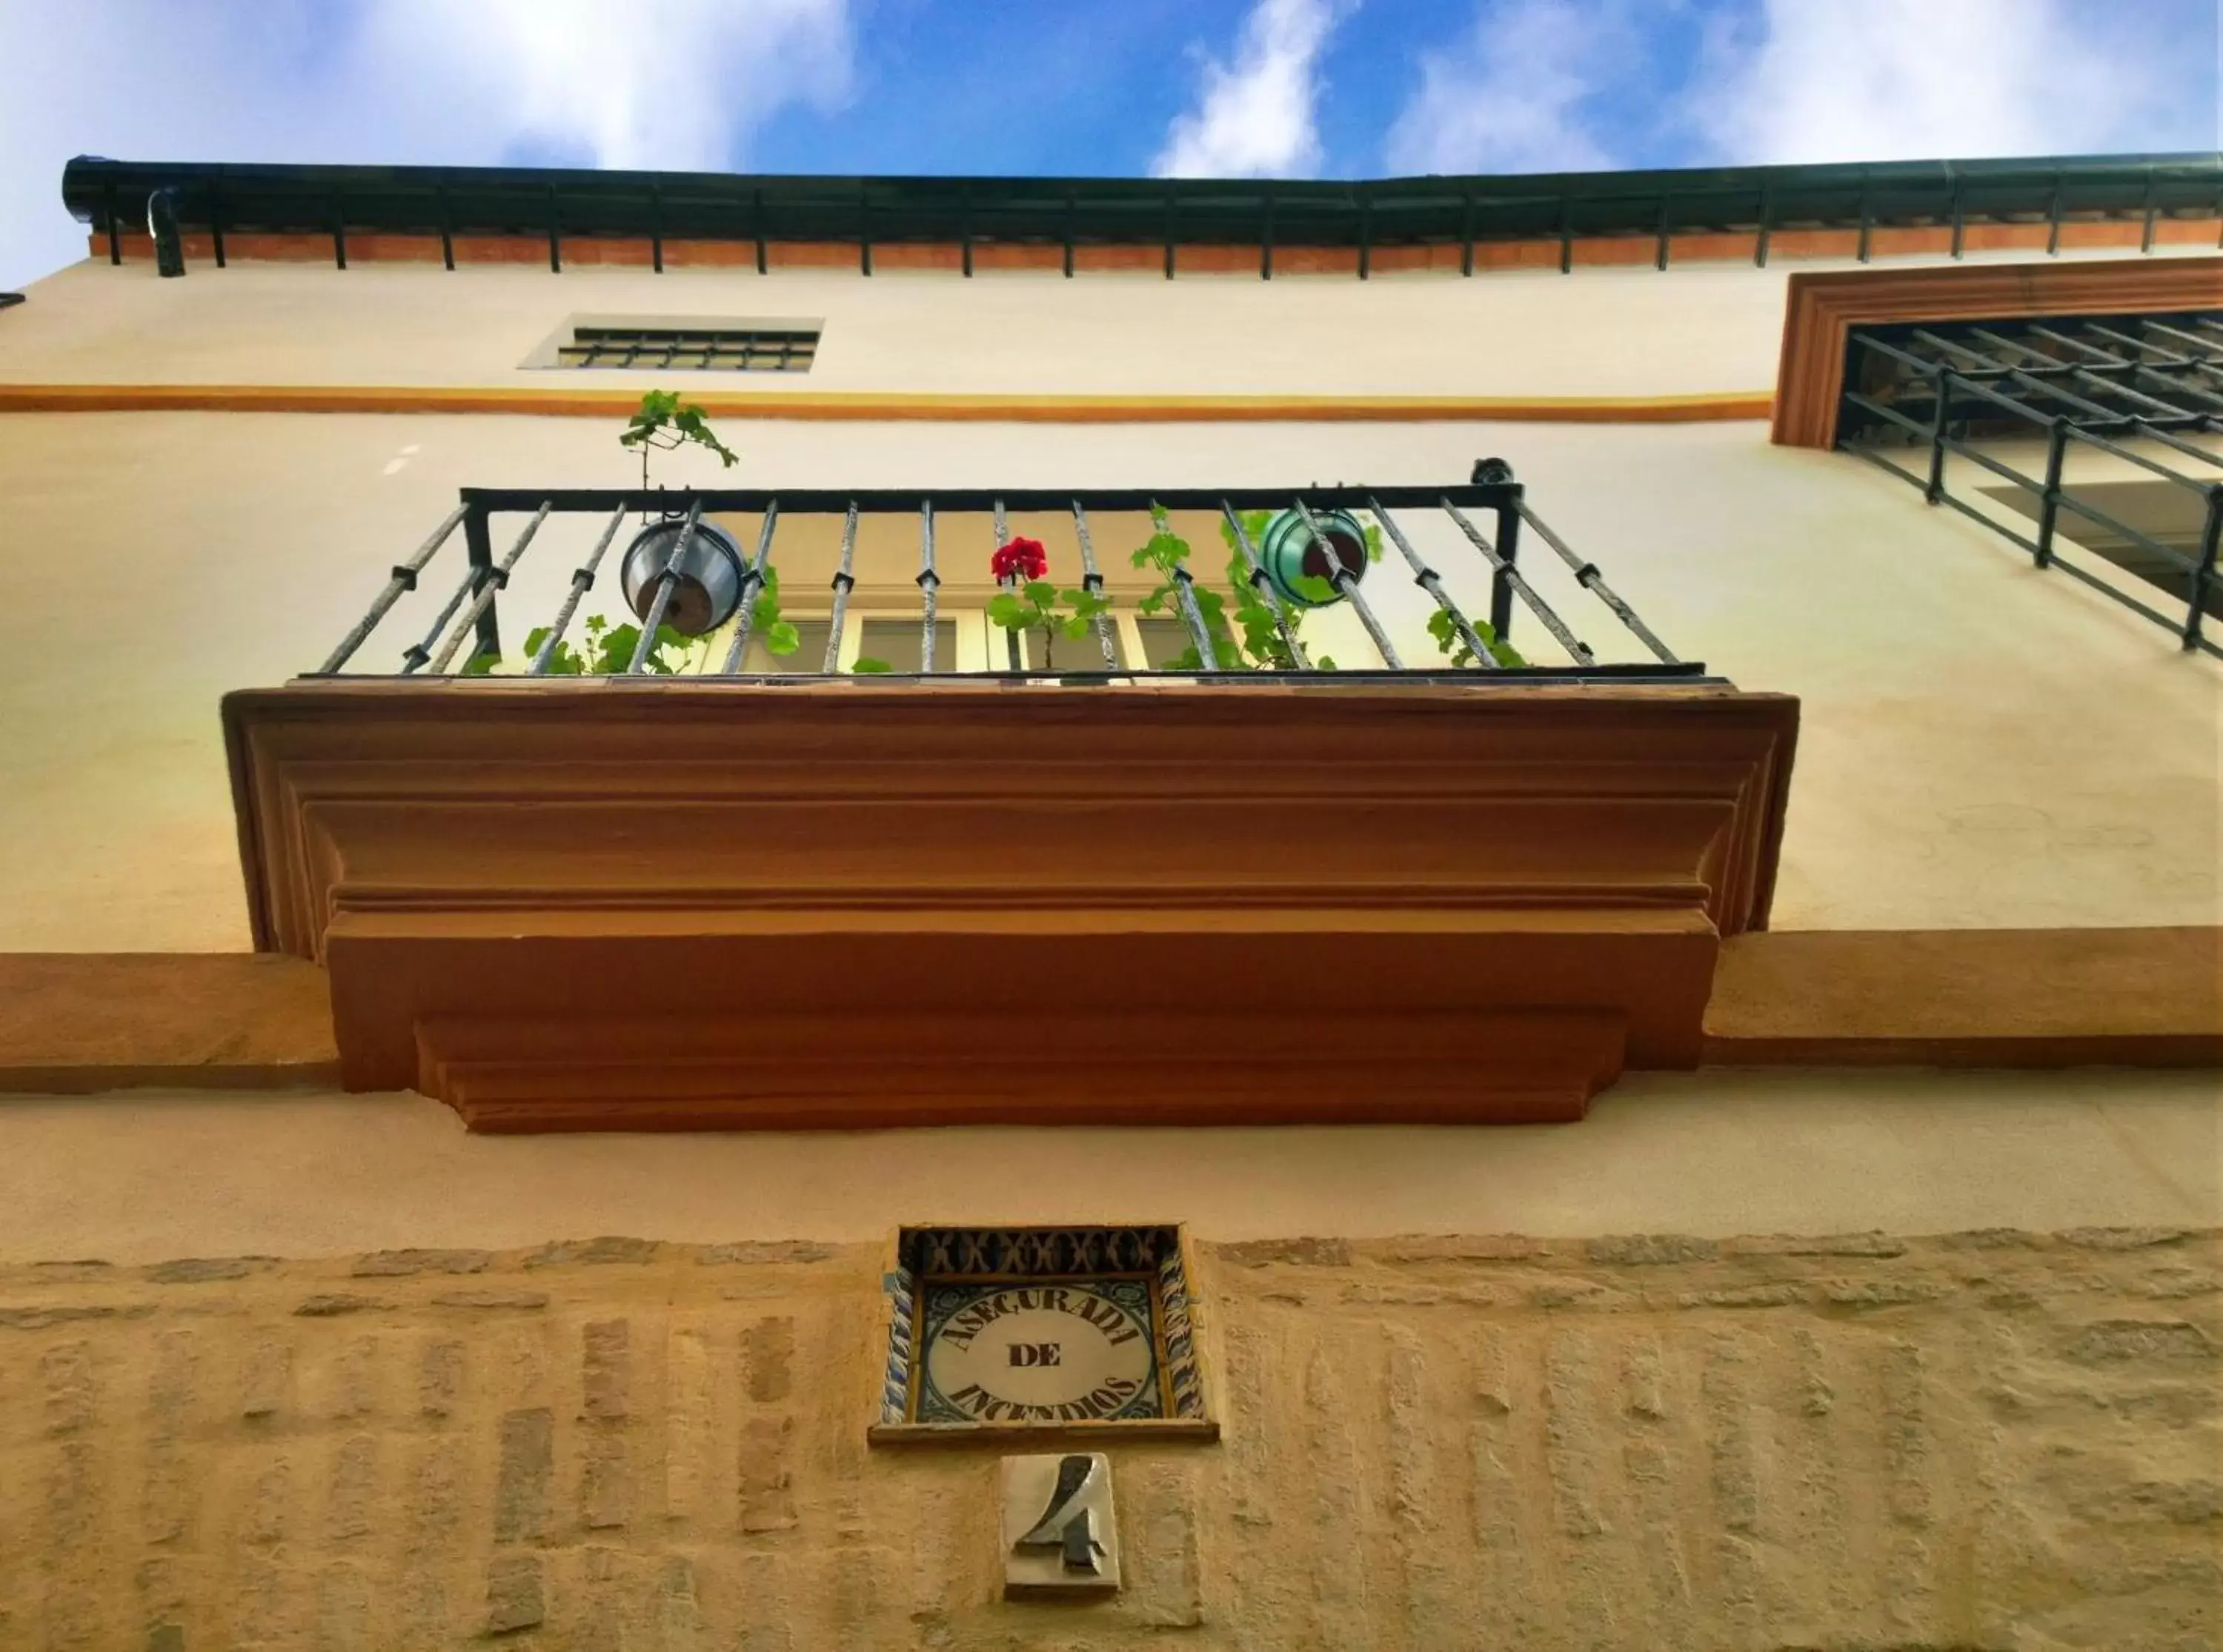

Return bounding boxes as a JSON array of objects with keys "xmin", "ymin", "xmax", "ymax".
[{"xmin": 3, "ymin": 0, "xmax": 2218, "ymax": 288}]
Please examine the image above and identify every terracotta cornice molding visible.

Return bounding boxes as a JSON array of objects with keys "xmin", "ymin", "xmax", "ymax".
[
  {"xmin": 0, "ymin": 383, "xmax": 1775, "ymax": 426},
  {"xmin": 222, "ymin": 680, "xmax": 1798, "ymax": 1130},
  {"xmin": 93, "ymin": 215, "xmax": 2222, "ymax": 276},
  {"xmin": 1772, "ymin": 255, "xmax": 2223, "ymax": 449}
]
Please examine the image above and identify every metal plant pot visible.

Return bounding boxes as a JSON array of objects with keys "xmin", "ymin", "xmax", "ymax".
[
  {"xmin": 1255, "ymin": 507, "xmax": 1367, "ymax": 608},
  {"xmin": 620, "ymin": 518, "xmax": 745, "ymax": 636}
]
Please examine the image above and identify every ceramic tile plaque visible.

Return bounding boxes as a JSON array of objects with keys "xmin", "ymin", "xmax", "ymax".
[{"xmin": 871, "ymin": 1225, "xmax": 1214, "ymax": 1443}]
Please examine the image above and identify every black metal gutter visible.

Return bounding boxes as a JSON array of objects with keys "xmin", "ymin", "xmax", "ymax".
[{"xmin": 63, "ymin": 153, "xmax": 2223, "ymax": 273}]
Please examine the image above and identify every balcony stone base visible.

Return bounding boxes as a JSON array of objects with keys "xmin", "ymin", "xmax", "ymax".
[{"xmin": 225, "ymin": 679, "xmax": 1798, "ymax": 1130}]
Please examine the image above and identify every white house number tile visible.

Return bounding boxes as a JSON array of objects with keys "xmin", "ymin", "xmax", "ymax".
[{"xmin": 1002, "ymin": 1451, "xmax": 1120, "ymax": 1596}]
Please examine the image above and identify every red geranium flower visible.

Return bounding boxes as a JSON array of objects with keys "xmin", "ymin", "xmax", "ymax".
[{"xmin": 991, "ymin": 536, "xmax": 1049, "ymax": 582}]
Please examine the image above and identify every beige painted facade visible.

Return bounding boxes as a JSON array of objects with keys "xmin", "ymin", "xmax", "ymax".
[
  {"xmin": 4, "ymin": 216, "xmax": 2222, "ymax": 1648},
  {"xmin": 0, "ymin": 409, "xmax": 2218, "ymax": 946}
]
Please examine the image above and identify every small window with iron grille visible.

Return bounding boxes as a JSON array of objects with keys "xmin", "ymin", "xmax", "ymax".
[{"xmin": 536, "ymin": 317, "xmax": 820, "ymax": 373}]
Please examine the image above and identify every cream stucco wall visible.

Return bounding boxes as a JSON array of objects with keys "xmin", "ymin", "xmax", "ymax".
[
  {"xmin": 0, "ymin": 404, "xmax": 2215, "ymax": 948},
  {"xmin": 0, "ymin": 1070, "xmax": 2213, "ymax": 1265},
  {"xmin": 4, "ymin": 244, "xmax": 2204, "ymax": 400}
]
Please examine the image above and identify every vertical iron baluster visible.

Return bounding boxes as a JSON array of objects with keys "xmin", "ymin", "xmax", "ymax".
[
  {"xmin": 2141, "ymin": 170, "xmax": 2159, "ymax": 254},
  {"xmin": 1512, "ymin": 504, "xmax": 1678, "ymax": 665},
  {"xmin": 2036, "ymin": 419, "xmax": 2069, "ymax": 569},
  {"xmin": 1151, "ymin": 504, "xmax": 1219, "ymax": 669},
  {"xmin": 2186, "ymin": 487, "xmax": 2222, "ymax": 652},
  {"xmin": 319, "ymin": 503, "xmax": 471, "ymax": 674},
  {"xmin": 1855, "ymin": 173, "xmax": 1873, "ymax": 263},
  {"xmin": 1358, "ymin": 192, "xmax": 1373, "ymax": 279},
  {"xmin": 1221, "ymin": 501, "xmax": 1309, "ymax": 670},
  {"xmin": 438, "ymin": 183, "xmax": 455, "ymax": 271},
  {"xmin": 531, "ymin": 504, "xmax": 628, "ymax": 674},
  {"xmin": 1368, "ymin": 499, "xmax": 1491, "ymax": 670},
  {"xmin": 104, "ymin": 180, "xmax": 120, "ymax": 265},
  {"xmin": 2046, "ymin": 171, "xmax": 2064, "ymax": 256},
  {"xmin": 210, "ymin": 176, "xmax": 226, "ymax": 267},
  {"xmin": 823, "ymin": 502, "xmax": 859, "ymax": 673},
  {"xmin": 1493, "ymin": 499, "xmax": 1523, "ymax": 647},
  {"xmin": 1925, "ymin": 367, "xmax": 1953, "ymax": 504},
  {"xmin": 1949, "ymin": 170, "xmax": 1967, "ymax": 259},
  {"xmin": 401, "ymin": 507, "xmax": 498, "ymax": 674},
  {"xmin": 1070, "ymin": 502, "xmax": 1120, "ymax": 669},
  {"xmin": 917, "ymin": 500, "xmax": 940, "ymax": 672},
  {"xmin": 1654, "ymin": 190, "xmax": 1672, "ymax": 270},
  {"xmin": 628, "ymin": 500, "xmax": 705, "ymax": 674},
  {"xmin": 333, "ymin": 187, "xmax": 347, "ymax": 270},
  {"xmin": 431, "ymin": 501, "xmax": 553, "ymax": 673},
  {"xmin": 718, "ymin": 503, "xmax": 782, "ymax": 673},
  {"xmin": 994, "ymin": 500, "xmax": 1021, "ymax": 670},
  {"xmin": 1440, "ymin": 499, "xmax": 1594, "ymax": 665},
  {"xmin": 1461, "ymin": 189, "xmax": 1476, "ymax": 277},
  {"xmin": 1754, "ymin": 180, "xmax": 1772, "ymax": 267},
  {"xmin": 754, "ymin": 187, "xmax": 768, "ymax": 276},
  {"xmin": 1260, "ymin": 190, "xmax": 1275, "ymax": 280},
  {"xmin": 651, "ymin": 184, "xmax": 665, "ymax": 273},
  {"xmin": 1292, "ymin": 499, "xmax": 1400, "ymax": 667},
  {"xmin": 547, "ymin": 184, "xmax": 561, "ymax": 273}
]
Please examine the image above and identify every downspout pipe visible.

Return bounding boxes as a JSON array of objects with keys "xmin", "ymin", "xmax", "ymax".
[{"xmin": 147, "ymin": 187, "xmax": 186, "ymax": 277}]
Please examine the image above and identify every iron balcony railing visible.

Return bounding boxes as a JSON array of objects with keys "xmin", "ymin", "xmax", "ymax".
[
  {"xmin": 316, "ymin": 468, "xmax": 1702, "ymax": 686},
  {"xmin": 1838, "ymin": 311, "xmax": 2223, "ymax": 657}
]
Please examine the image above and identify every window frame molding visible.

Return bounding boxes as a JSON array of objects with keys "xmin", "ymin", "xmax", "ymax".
[{"xmin": 1772, "ymin": 256, "xmax": 2223, "ymax": 449}]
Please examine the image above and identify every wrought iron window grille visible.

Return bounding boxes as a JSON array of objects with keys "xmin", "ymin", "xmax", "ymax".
[
  {"xmin": 313, "ymin": 470, "xmax": 1700, "ymax": 687},
  {"xmin": 1838, "ymin": 312, "xmax": 2223, "ymax": 657},
  {"xmin": 556, "ymin": 323, "xmax": 817, "ymax": 372}
]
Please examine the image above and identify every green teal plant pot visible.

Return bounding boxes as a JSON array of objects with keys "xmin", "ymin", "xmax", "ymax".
[{"xmin": 1256, "ymin": 507, "xmax": 1367, "ymax": 608}]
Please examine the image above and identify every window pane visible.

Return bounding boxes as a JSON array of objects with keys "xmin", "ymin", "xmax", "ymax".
[
  {"xmin": 1021, "ymin": 621, "xmax": 1121, "ymax": 669},
  {"xmin": 1134, "ymin": 618, "xmax": 1197, "ymax": 667},
  {"xmin": 741, "ymin": 619, "xmax": 831, "ymax": 674},
  {"xmin": 859, "ymin": 619, "xmax": 957, "ymax": 673}
]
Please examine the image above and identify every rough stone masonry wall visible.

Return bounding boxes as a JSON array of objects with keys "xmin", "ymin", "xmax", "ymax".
[{"xmin": 0, "ymin": 1229, "xmax": 2216, "ymax": 1652}]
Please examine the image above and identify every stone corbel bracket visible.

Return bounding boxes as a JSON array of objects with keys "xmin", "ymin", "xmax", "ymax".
[{"xmin": 224, "ymin": 680, "xmax": 1798, "ymax": 1130}]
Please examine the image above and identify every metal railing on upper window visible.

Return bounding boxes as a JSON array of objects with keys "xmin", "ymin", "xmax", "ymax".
[
  {"xmin": 313, "ymin": 467, "xmax": 1699, "ymax": 687},
  {"xmin": 1838, "ymin": 312, "xmax": 2223, "ymax": 656},
  {"xmin": 556, "ymin": 324, "xmax": 817, "ymax": 371}
]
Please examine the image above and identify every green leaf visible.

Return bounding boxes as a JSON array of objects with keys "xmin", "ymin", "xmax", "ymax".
[
  {"xmin": 851, "ymin": 656, "xmax": 894, "ymax": 673},
  {"xmin": 1023, "ymin": 580, "xmax": 1059, "ymax": 606},
  {"xmin": 1164, "ymin": 646, "xmax": 1202, "ymax": 671},
  {"xmin": 460, "ymin": 650, "xmax": 501, "ymax": 676},
  {"xmin": 765, "ymin": 620, "xmax": 800, "ymax": 655},
  {"xmin": 1060, "ymin": 616, "xmax": 1089, "ymax": 639},
  {"xmin": 1292, "ymin": 573, "xmax": 1337, "ymax": 604},
  {"xmin": 986, "ymin": 593, "xmax": 1029, "ymax": 627},
  {"xmin": 1317, "ymin": 654, "xmax": 1338, "ymax": 670}
]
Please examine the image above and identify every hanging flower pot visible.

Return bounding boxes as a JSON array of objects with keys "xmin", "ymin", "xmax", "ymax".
[
  {"xmin": 1256, "ymin": 507, "xmax": 1368, "ymax": 608},
  {"xmin": 619, "ymin": 518, "xmax": 746, "ymax": 635}
]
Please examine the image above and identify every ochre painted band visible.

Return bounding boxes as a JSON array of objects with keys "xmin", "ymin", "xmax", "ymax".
[{"xmin": 0, "ymin": 383, "xmax": 1775, "ymax": 424}]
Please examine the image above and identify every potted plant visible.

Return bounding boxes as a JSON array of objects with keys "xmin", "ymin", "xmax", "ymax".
[{"xmin": 986, "ymin": 535, "xmax": 1114, "ymax": 671}]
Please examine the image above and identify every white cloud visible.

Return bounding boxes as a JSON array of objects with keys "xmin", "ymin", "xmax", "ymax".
[
  {"xmin": 1153, "ymin": 0, "xmax": 1352, "ymax": 179},
  {"xmin": 0, "ymin": 0, "xmax": 854, "ymax": 290},
  {"xmin": 1383, "ymin": 0, "xmax": 1629, "ymax": 176},
  {"xmin": 1698, "ymin": 0, "xmax": 2213, "ymax": 164}
]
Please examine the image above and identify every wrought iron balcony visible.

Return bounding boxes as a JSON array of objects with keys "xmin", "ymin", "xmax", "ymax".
[
  {"xmin": 226, "ymin": 465, "xmax": 1795, "ymax": 1133},
  {"xmin": 1839, "ymin": 310, "xmax": 2223, "ymax": 656},
  {"xmin": 311, "ymin": 468, "xmax": 1698, "ymax": 687}
]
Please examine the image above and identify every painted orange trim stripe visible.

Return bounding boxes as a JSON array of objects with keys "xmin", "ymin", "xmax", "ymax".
[{"xmin": 0, "ymin": 383, "xmax": 1775, "ymax": 424}]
